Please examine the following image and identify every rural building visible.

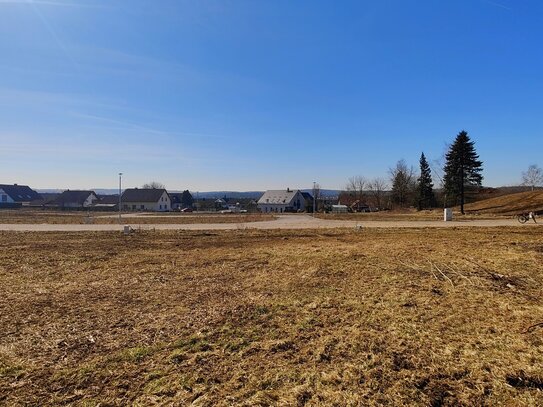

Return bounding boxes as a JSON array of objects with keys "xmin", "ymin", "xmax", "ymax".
[
  {"xmin": 170, "ymin": 193, "xmax": 183, "ymax": 210},
  {"xmin": 0, "ymin": 184, "xmax": 42, "ymax": 208},
  {"xmin": 121, "ymin": 188, "xmax": 171, "ymax": 212},
  {"xmin": 338, "ymin": 193, "xmax": 370, "ymax": 212},
  {"xmin": 301, "ymin": 191, "xmax": 315, "ymax": 212},
  {"xmin": 27, "ymin": 192, "xmax": 60, "ymax": 208},
  {"xmin": 93, "ymin": 195, "xmax": 119, "ymax": 211},
  {"xmin": 170, "ymin": 191, "xmax": 194, "ymax": 210},
  {"xmin": 258, "ymin": 188, "xmax": 306, "ymax": 213},
  {"xmin": 215, "ymin": 198, "xmax": 228, "ymax": 211},
  {"xmin": 56, "ymin": 190, "xmax": 99, "ymax": 209},
  {"xmin": 331, "ymin": 204, "xmax": 349, "ymax": 213}
]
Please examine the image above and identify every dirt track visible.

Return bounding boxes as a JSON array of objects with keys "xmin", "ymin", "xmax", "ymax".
[{"xmin": 0, "ymin": 214, "xmax": 539, "ymax": 231}]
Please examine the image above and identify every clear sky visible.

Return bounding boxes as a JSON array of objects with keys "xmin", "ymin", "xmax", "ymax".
[{"xmin": 1, "ymin": 0, "xmax": 542, "ymax": 191}]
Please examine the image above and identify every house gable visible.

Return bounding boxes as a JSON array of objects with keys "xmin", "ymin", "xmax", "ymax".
[
  {"xmin": 0, "ymin": 184, "xmax": 41, "ymax": 203},
  {"xmin": 257, "ymin": 189, "xmax": 305, "ymax": 212}
]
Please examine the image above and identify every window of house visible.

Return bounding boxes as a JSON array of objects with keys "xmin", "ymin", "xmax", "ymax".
[
  {"xmin": 132, "ymin": 205, "xmax": 136, "ymax": 210},
  {"xmin": 141, "ymin": 205, "xmax": 144, "ymax": 209}
]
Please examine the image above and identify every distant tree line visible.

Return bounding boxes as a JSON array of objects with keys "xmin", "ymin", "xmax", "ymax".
[{"xmin": 344, "ymin": 130, "xmax": 485, "ymax": 211}]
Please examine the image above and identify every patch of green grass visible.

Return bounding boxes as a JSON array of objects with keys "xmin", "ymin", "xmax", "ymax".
[
  {"xmin": 144, "ymin": 376, "xmax": 171, "ymax": 396},
  {"xmin": 171, "ymin": 335, "xmax": 211, "ymax": 353},
  {"xmin": 0, "ymin": 364, "xmax": 24, "ymax": 380},
  {"xmin": 112, "ymin": 346, "xmax": 155, "ymax": 363},
  {"xmin": 224, "ymin": 338, "xmax": 252, "ymax": 353}
]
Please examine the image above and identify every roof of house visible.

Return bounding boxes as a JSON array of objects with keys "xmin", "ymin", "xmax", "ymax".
[
  {"xmin": 169, "ymin": 193, "xmax": 182, "ymax": 204},
  {"xmin": 0, "ymin": 184, "xmax": 42, "ymax": 202},
  {"xmin": 97, "ymin": 195, "xmax": 119, "ymax": 205},
  {"xmin": 56, "ymin": 190, "xmax": 97, "ymax": 206},
  {"xmin": 257, "ymin": 189, "xmax": 301, "ymax": 205},
  {"xmin": 121, "ymin": 188, "xmax": 169, "ymax": 203},
  {"xmin": 301, "ymin": 191, "xmax": 314, "ymax": 201}
]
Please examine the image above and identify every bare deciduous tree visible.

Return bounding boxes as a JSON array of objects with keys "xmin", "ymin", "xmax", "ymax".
[
  {"xmin": 345, "ymin": 176, "xmax": 366, "ymax": 202},
  {"xmin": 367, "ymin": 178, "xmax": 388, "ymax": 209},
  {"xmin": 142, "ymin": 181, "xmax": 165, "ymax": 189},
  {"xmin": 522, "ymin": 164, "xmax": 543, "ymax": 191}
]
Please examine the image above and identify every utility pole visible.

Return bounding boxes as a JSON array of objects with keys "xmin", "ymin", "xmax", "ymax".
[
  {"xmin": 118, "ymin": 173, "xmax": 123, "ymax": 224},
  {"xmin": 313, "ymin": 181, "xmax": 316, "ymax": 217}
]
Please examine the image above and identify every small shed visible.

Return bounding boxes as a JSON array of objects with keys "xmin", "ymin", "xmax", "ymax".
[{"xmin": 331, "ymin": 204, "xmax": 349, "ymax": 213}]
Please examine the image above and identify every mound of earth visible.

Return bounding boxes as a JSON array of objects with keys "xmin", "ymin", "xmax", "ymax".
[{"xmin": 464, "ymin": 190, "xmax": 543, "ymax": 215}]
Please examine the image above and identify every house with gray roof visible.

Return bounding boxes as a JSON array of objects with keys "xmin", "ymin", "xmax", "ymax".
[
  {"xmin": 121, "ymin": 188, "xmax": 171, "ymax": 212},
  {"xmin": 0, "ymin": 184, "xmax": 42, "ymax": 208},
  {"xmin": 56, "ymin": 190, "xmax": 98, "ymax": 209},
  {"xmin": 257, "ymin": 188, "xmax": 306, "ymax": 213}
]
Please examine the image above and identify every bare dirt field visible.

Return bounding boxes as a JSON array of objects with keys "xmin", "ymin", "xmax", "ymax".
[
  {"xmin": 1, "ymin": 227, "xmax": 543, "ymax": 405},
  {"xmin": 0, "ymin": 210, "xmax": 274, "ymax": 225},
  {"xmin": 315, "ymin": 210, "xmax": 507, "ymax": 222},
  {"xmin": 0, "ymin": 213, "xmax": 536, "ymax": 232}
]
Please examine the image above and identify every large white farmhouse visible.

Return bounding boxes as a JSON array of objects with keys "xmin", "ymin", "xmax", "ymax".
[
  {"xmin": 121, "ymin": 188, "xmax": 171, "ymax": 212},
  {"xmin": 257, "ymin": 188, "xmax": 307, "ymax": 213}
]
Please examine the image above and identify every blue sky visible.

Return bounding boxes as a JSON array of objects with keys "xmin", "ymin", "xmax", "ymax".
[{"xmin": 1, "ymin": 0, "xmax": 542, "ymax": 190}]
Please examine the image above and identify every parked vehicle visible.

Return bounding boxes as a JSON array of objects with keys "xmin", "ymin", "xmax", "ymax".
[{"xmin": 517, "ymin": 211, "xmax": 539, "ymax": 224}]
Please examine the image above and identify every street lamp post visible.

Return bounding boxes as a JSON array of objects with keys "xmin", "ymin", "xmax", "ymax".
[
  {"xmin": 313, "ymin": 181, "xmax": 316, "ymax": 217},
  {"xmin": 118, "ymin": 173, "xmax": 123, "ymax": 224}
]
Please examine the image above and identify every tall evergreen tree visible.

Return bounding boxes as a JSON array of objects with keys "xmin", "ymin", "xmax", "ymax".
[
  {"xmin": 443, "ymin": 130, "xmax": 483, "ymax": 214},
  {"xmin": 417, "ymin": 152, "xmax": 435, "ymax": 210}
]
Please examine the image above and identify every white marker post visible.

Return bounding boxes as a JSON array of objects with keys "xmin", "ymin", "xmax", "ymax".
[{"xmin": 444, "ymin": 208, "xmax": 453, "ymax": 222}]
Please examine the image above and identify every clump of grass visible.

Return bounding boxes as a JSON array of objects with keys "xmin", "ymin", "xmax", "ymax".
[
  {"xmin": 171, "ymin": 335, "xmax": 211, "ymax": 353},
  {"xmin": 112, "ymin": 346, "xmax": 155, "ymax": 363},
  {"xmin": 0, "ymin": 363, "xmax": 24, "ymax": 380}
]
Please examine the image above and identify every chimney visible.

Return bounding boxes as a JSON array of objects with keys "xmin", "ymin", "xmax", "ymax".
[{"xmin": 287, "ymin": 187, "xmax": 291, "ymax": 192}]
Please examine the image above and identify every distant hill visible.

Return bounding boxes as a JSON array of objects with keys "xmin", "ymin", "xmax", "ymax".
[{"xmin": 463, "ymin": 190, "xmax": 543, "ymax": 214}]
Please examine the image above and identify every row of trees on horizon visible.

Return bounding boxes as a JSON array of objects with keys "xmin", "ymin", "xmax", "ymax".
[
  {"xmin": 343, "ymin": 130, "xmax": 543, "ymax": 214},
  {"xmin": 140, "ymin": 131, "xmax": 542, "ymax": 214}
]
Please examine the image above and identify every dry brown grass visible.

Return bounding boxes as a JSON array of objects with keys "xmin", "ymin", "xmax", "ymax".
[
  {"xmin": 316, "ymin": 209, "xmax": 504, "ymax": 221},
  {"xmin": 464, "ymin": 190, "xmax": 543, "ymax": 215},
  {"xmin": 1, "ymin": 228, "xmax": 543, "ymax": 406},
  {"xmin": 0, "ymin": 210, "xmax": 274, "ymax": 224}
]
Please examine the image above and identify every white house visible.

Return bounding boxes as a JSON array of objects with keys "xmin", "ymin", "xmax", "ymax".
[
  {"xmin": 121, "ymin": 188, "xmax": 171, "ymax": 212},
  {"xmin": 56, "ymin": 190, "xmax": 98, "ymax": 209},
  {"xmin": 257, "ymin": 188, "xmax": 306, "ymax": 213},
  {"xmin": 0, "ymin": 184, "xmax": 42, "ymax": 207}
]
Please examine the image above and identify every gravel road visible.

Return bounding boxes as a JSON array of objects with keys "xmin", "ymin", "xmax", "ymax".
[{"xmin": 0, "ymin": 215, "xmax": 539, "ymax": 232}]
